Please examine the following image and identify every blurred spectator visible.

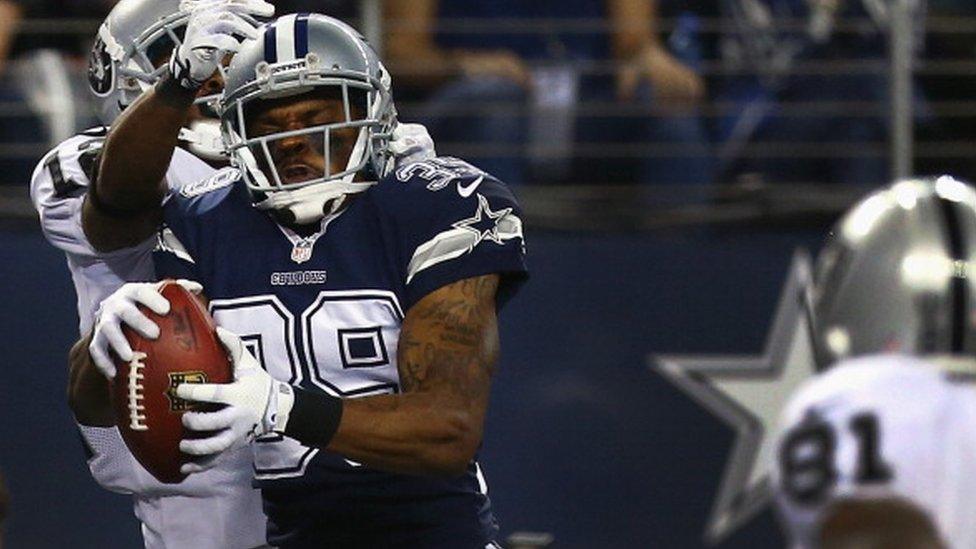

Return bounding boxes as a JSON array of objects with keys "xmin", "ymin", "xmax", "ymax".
[
  {"xmin": 917, "ymin": 0, "xmax": 976, "ymax": 181},
  {"xmin": 273, "ymin": 0, "xmax": 359, "ymax": 22},
  {"xmin": 386, "ymin": 0, "xmax": 713, "ymax": 187},
  {"xmin": 709, "ymin": 0, "xmax": 923, "ymax": 186},
  {"xmin": 0, "ymin": 0, "xmax": 35, "ymax": 185},
  {"xmin": 8, "ymin": 0, "xmax": 115, "ymax": 58},
  {"xmin": 0, "ymin": 1, "xmax": 22, "ymax": 75},
  {"xmin": 0, "ymin": 0, "xmax": 115, "ymax": 184}
]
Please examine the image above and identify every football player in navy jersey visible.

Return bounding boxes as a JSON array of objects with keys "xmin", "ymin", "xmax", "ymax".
[
  {"xmin": 53, "ymin": 2, "xmax": 434, "ymax": 546},
  {"xmin": 87, "ymin": 11, "xmax": 527, "ymax": 549}
]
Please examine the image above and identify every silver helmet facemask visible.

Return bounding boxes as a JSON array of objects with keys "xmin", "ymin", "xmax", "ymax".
[
  {"xmin": 220, "ymin": 14, "xmax": 397, "ymax": 225},
  {"xmin": 87, "ymin": 0, "xmax": 240, "ymax": 160},
  {"xmin": 811, "ymin": 176, "xmax": 976, "ymax": 369}
]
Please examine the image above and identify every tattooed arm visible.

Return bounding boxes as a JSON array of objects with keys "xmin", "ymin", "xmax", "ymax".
[{"xmin": 326, "ymin": 274, "xmax": 501, "ymax": 476}]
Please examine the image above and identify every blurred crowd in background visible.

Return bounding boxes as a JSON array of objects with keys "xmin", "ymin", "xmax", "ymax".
[{"xmin": 0, "ymin": 0, "xmax": 973, "ymax": 193}]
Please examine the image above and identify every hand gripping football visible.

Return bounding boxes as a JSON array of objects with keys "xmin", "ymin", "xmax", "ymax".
[{"xmin": 111, "ymin": 280, "xmax": 232, "ymax": 483}]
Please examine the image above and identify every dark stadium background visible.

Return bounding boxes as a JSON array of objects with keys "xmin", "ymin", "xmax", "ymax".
[{"xmin": 0, "ymin": 0, "xmax": 971, "ymax": 547}]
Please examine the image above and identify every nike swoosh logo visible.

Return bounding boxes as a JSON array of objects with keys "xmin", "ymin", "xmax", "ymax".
[{"xmin": 457, "ymin": 175, "xmax": 485, "ymax": 198}]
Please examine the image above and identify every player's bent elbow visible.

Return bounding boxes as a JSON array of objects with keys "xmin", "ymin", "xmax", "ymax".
[
  {"xmin": 66, "ymin": 341, "xmax": 89, "ymax": 415},
  {"xmin": 67, "ymin": 339, "xmax": 115, "ymax": 427},
  {"xmin": 67, "ymin": 384, "xmax": 116, "ymax": 427},
  {"xmin": 424, "ymin": 411, "xmax": 482, "ymax": 477},
  {"xmin": 422, "ymin": 445, "xmax": 477, "ymax": 477}
]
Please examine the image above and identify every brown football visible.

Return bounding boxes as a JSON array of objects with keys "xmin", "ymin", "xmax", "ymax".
[{"xmin": 111, "ymin": 280, "xmax": 231, "ymax": 484}]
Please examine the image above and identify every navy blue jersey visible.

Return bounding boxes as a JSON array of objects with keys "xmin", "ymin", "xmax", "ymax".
[{"xmin": 153, "ymin": 157, "xmax": 527, "ymax": 548}]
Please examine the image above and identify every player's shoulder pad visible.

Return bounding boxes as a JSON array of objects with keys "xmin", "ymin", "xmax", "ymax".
[
  {"xmin": 166, "ymin": 167, "xmax": 243, "ymax": 215},
  {"xmin": 30, "ymin": 129, "xmax": 107, "ymax": 204},
  {"xmin": 783, "ymin": 355, "xmax": 946, "ymax": 422},
  {"xmin": 372, "ymin": 156, "xmax": 517, "ymax": 213}
]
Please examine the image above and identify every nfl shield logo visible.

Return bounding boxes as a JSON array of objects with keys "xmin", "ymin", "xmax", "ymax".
[
  {"xmin": 291, "ymin": 241, "xmax": 314, "ymax": 264},
  {"xmin": 166, "ymin": 371, "xmax": 208, "ymax": 412}
]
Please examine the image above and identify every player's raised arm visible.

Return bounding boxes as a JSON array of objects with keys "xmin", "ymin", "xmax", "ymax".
[
  {"xmin": 82, "ymin": 82, "xmax": 192, "ymax": 252},
  {"xmin": 84, "ymin": 0, "xmax": 273, "ymax": 252}
]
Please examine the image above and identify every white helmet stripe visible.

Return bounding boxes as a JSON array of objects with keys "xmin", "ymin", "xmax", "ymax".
[{"xmin": 275, "ymin": 14, "xmax": 298, "ymax": 62}]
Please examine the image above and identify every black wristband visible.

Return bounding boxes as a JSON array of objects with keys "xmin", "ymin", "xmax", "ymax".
[
  {"xmin": 284, "ymin": 388, "xmax": 344, "ymax": 448},
  {"xmin": 155, "ymin": 70, "xmax": 198, "ymax": 108}
]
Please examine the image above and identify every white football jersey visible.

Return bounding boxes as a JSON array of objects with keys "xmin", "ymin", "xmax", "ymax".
[
  {"xmin": 772, "ymin": 354, "xmax": 976, "ymax": 549},
  {"xmin": 30, "ymin": 130, "xmax": 268, "ymax": 549}
]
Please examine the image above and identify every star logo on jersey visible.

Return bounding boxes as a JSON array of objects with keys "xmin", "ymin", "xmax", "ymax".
[
  {"xmin": 453, "ymin": 194, "xmax": 513, "ymax": 248},
  {"xmin": 651, "ymin": 252, "xmax": 822, "ymax": 545}
]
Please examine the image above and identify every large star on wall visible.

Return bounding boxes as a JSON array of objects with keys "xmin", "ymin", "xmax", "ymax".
[{"xmin": 652, "ymin": 252, "xmax": 822, "ymax": 545}]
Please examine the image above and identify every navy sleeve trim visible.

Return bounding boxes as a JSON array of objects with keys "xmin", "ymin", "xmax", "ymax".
[{"xmin": 404, "ymin": 243, "xmax": 529, "ymax": 312}]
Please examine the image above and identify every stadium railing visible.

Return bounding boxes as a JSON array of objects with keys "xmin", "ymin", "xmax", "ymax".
[{"xmin": 0, "ymin": 6, "xmax": 969, "ymax": 231}]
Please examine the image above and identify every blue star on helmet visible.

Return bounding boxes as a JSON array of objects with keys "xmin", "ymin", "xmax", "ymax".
[{"xmin": 453, "ymin": 193, "xmax": 513, "ymax": 247}]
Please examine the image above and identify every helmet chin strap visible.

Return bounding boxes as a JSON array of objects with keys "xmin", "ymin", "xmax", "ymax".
[
  {"xmin": 179, "ymin": 119, "xmax": 225, "ymax": 161},
  {"xmin": 254, "ymin": 179, "xmax": 374, "ymax": 225}
]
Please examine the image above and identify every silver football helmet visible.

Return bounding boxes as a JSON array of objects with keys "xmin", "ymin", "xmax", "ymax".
[
  {"xmin": 88, "ymin": 0, "xmax": 189, "ymax": 123},
  {"xmin": 87, "ymin": 0, "xmax": 232, "ymax": 159},
  {"xmin": 812, "ymin": 176, "xmax": 976, "ymax": 367},
  {"xmin": 220, "ymin": 13, "xmax": 397, "ymax": 224}
]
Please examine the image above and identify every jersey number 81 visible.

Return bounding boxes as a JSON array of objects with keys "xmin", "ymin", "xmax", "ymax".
[{"xmin": 778, "ymin": 412, "xmax": 894, "ymax": 505}]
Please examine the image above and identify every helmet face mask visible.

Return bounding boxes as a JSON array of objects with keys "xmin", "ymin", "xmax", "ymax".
[
  {"xmin": 232, "ymin": 75, "xmax": 391, "ymax": 191},
  {"xmin": 117, "ymin": 12, "xmax": 187, "ymax": 87},
  {"xmin": 220, "ymin": 14, "xmax": 397, "ymax": 224}
]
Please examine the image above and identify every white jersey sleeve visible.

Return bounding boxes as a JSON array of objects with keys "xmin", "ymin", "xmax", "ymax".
[
  {"xmin": 29, "ymin": 131, "xmax": 215, "ymax": 334},
  {"xmin": 772, "ymin": 354, "xmax": 976, "ymax": 549},
  {"xmin": 30, "ymin": 131, "xmax": 108, "ymax": 259}
]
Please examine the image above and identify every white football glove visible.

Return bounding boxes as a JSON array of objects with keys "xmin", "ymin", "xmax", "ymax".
[
  {"xmin": 390, "ymin": 123, "xmax": 437, "ymax": 166},
  {"xmin": 89, "ymin": 280, "xmax": 203, "ymax": 379},
  {"xmin": 169, "ymin": 0, "xmax": 275, "ymax": 90},
  {"xmin": 177, "ymin": 328, "xmax": 294, "ymax": 474}
]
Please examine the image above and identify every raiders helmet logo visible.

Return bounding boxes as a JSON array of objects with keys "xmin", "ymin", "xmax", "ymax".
[
  {"xmin": 165, "ymin": 371, "xmax": 209, "ymax": 412},
  {"xmin": 88, "ymin": 37, "xmax": 114, "ymax": 97}
]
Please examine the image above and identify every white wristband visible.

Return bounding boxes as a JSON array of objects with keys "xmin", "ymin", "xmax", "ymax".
[{"xmin": 263, "ymin": 381, "xmax": 295, "ymax": 434}]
